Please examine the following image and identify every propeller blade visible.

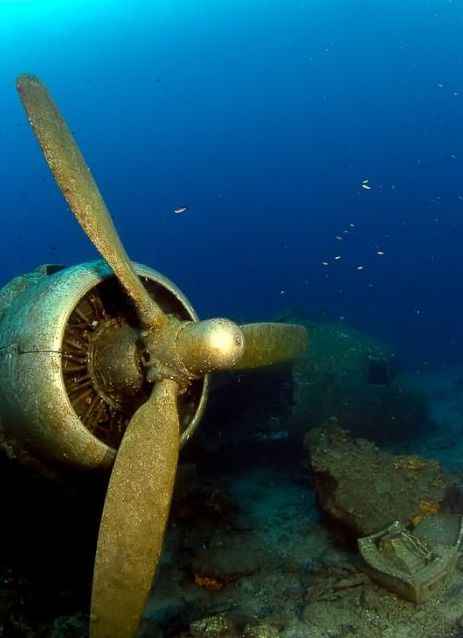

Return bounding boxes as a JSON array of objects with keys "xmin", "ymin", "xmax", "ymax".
[
  {"xmin": 16, "ymin": 74, "xmax": 165, "ymax": 330},
  {"xmin": 236, "ymin": 322, "xmax": 308, "ymax": 369},
  {"xmin": 90, "ymin": 379, "xmax": 180, "ymax": 638}
]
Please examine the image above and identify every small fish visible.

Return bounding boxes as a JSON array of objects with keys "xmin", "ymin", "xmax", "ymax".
[
  {"xmin": 335, "ymin": 235, "xmax": 343, "ymax": 240},
  {"xmin": 335, "ymin": 255, "xmax": 341, "ymax": 260},
  {"xmin": 377, "ymin": 250, "xmax": 384, "ymax": 255},
  {"xmin": 174, "ymin": 206, "xmax": 188, "ymax": 214},
  {"xmin": 322, "ymin": 261, "xmax": 329, "ymax": 266},
  {"xmin": 361, "ymin": 179, "xmax": 371, "ymax": 190},
  {"xmin": 356, "ymin": 265, "xmax": 364, "ymax": 270}
]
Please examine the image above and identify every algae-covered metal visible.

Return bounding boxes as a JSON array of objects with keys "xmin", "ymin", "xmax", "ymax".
[
  {"xmin": 0, "ymin": 260, "xmax": 207, "ymax": 473},
  {"xmin": 359, "ymin": 517, "xmax": 463, "ymax": 603},
  {"xmin": 0, "ymin": 73, "xmax": 308, "ymax": 638}
]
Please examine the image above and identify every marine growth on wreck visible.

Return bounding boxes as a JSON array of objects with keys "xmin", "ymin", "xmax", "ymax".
[{"xmin": 1, "ymin": 2, "xmax": 463, "ymax": 638}]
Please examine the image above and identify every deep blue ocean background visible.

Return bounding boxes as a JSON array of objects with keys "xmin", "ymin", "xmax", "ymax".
[{"xmin": 1, "ymin": 0, "xmax": 463, "ymax": 372}]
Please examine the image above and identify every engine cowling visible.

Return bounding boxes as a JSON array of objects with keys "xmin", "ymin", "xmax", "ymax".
[{"xmin": 0, "ymin": 260, "xmax": 208, "ymax": 473}]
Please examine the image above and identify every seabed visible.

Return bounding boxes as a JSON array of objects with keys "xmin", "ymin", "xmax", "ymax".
[
  {"xmin": 142, "ymin": 369, "xmax": 463, "ymax": 638},
  {"xmin": 2, "ymin": 368, "xmax": 463, "ymax": 638}
]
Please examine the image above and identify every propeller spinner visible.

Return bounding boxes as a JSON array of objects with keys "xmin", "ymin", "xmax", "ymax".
[{"xmin": 15, "ymin": 74, "xmax": 307, "ymax": 638}]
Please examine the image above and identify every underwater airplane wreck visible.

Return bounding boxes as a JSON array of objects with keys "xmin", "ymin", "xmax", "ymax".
[{"xmin": 0, "ymin": 75, "xmax": 307, "ymax": 638}]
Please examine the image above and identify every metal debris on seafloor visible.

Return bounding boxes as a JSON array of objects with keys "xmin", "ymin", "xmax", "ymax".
[{"xmin": 358, "ymin": 516, "xmax": 463, "ymax": 603}]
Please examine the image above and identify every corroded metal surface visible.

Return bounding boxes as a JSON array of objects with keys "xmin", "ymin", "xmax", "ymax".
[
  {"xmin": 8, "ymin": 73, "xmax": 309, "ymax": 638},
  {"xmin": 16, "ymin": 74, "xmax": 165, "ymax": 331},
  {"xmin": 237, "ymin": 322, "xmax": 308, "ymax": 369},
  {"xmin": 359, "ymin": 519, "xmax": 463, "ymax": 603},
  {"xmin": 0, "ymin": 261, "xmax": 207, "ymax": 470},
  {"xmin": 91, "ymin": 379, "xmax": 180, "ymax": 638}
]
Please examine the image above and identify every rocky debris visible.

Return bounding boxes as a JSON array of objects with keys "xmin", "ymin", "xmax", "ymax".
[
  {"xmin": 241, "ymin": 623, "xmax": 280, "ymax": 638},
  {"xmin": 298, "ymin": 558, "xmax": 463, "ymax": 638},
  {"xmin": 190, "ymin": 531, "xmax": 271, "ymax": 582},
  {"xmin": 190, "ymin": 615, "xmax": 236, "ymax": 638},
  {"xmin": 0, "ymin": 566, "xmax": 89, "ymax": 638},
  {"xmin": 172, "ymin": 465, "xmax": 242, "ymax": 531},
  {"xmin": 306, "ymin": 422, "xmax": 460, "ymax": 536},
  {"xmin": 176, "ymin": 615, "xmax": 281, "ymax": 638}
]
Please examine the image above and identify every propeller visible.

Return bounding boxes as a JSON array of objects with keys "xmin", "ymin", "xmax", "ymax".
[
  {"xmin": 16, "ymin": 73, "xmax": 308, "ymax": 638},
  {"xmin": 236, "ymin": 322, "xmax": 307, "ymax": 370}
]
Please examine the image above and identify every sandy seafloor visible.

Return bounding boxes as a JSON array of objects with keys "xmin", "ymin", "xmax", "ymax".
[{"xmin": 138, "ymin": 370, "xmax": 463, "ymax": 638}]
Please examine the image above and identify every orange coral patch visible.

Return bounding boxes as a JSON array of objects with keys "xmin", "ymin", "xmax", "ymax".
[
  {"xmin": 194, "ymin": 574, "xmax": 225, "ymax": 591},
  {"xmin": 409, "ymin": 499, "xmax": 440, "ymax": 527}
]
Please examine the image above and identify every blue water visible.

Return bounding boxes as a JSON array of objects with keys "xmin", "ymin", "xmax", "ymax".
[{"xmin": 1, "ymin": 0, "xmax": 463, "ymax": 370}]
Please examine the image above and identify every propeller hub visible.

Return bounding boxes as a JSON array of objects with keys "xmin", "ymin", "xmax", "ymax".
[
  {"xmin": 176, "ymin": 318, "xmax": 245, "ymax": 375},
  {"xmin": 89, "ymin": 320, "xmax": 144, "ymax": 404},
  {"xmin": 141, "ymin": 317, "xmax": 245, "ymax": 384}
]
